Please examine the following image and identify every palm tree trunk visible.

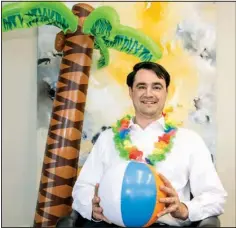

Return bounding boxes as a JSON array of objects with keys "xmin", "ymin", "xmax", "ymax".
[{"xmin": 34, "ymin": 3, "xmax": 94, "ymax": 227}]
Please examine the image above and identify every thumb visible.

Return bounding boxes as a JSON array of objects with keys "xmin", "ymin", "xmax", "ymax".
[{"xmin": 94, "ymin": 183, "xmax": 99, "ymax": 197}]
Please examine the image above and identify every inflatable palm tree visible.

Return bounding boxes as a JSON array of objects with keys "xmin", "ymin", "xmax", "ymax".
[{"xmin": 2, "ymin": 2, "xmax": 162, "ymax": 227}]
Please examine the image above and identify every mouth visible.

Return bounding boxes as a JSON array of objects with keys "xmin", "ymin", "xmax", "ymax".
[{"xmin": 141, "ymin": 101, "xmax": 157, "ymax": 104}]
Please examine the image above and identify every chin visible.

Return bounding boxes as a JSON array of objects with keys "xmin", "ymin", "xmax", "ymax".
[{"xmin": 142, "ymin": 111, "xmax": 158, "ymax": 117}]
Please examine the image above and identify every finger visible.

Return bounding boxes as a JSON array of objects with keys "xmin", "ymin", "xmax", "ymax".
[
  {"xmin": 92, "ymin": 196, "xmax": 100, "ymax": 204},
  {"xmin": 159, "ymin": 173, "xmax": 173, "ymax": 188},
  {"xmin": 93, "ymin": 212, "xmax": 111, "ymax": 224},
  {"xmin": 159, "ymin": 197, "xmax": 177, "ymax": 204},
  {"xmin": 93, "ymin": 212, "xmax": 103, "ymax": 221},
  {"xmin": 159, "ymin": 186, "xmax": 176, "ymax": 196},
  {"xmin": 93, "ymin": 206, "xmax": 103, "ymax": 213},
  {"xmin": 157, "ymin": 204, "xmax": 178, "ymax": 217},
  {"xmin": 94, "ymin": 183, "xmax": 99, "ymax": 197},
  {"xmin": 102, "ymin": 215, "xmax": 112, "ymax": 224}
]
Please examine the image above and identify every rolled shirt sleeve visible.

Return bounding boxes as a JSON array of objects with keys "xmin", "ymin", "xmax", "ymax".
[
  {"xmin": 182, "ymin": 132, "xmax": 227, "ymax": 222},
  {"xmin": 72, "ymin": 132, "xmax": 106, "ymax": 220}
]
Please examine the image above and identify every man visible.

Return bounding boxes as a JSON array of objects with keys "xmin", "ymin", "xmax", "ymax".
[{"xmin": 72, "ymin": 62, "xmax": 227, "ymax": 227}]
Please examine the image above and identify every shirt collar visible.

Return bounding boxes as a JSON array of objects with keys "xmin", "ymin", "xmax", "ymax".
[{"xmin": 128, "ymin": 116, "xmax": 165, "ymax": 131}]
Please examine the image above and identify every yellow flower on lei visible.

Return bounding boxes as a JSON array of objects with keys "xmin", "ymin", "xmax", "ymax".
[
  {"xmin": 153, "ymin": 148, "xmax": 165, "ymax": 155},
  {"xmin": 123, "ymin": 140, "xmax": 132, "ymax": 148},
  {"xmin": 154, "ymin": 141, "xmax": 167, "ymax": 149}
]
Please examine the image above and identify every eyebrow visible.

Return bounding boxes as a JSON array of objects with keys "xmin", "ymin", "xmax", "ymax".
[{"xmin": 136, "ymin": 82, "xmax": 164, "ymax": 87}]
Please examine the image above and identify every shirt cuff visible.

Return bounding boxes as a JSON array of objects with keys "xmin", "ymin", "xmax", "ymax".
[
  {"xmin": 182, "ymin": 200, "xmax": 203, "ymax": 222},
  {"xmin": 172, "ymin": 216, "xmax": 191, "ymax": 226},
  {"xmin": 91, "ymin": 217, "xmax": 103, "ymax": 222},
  {"xmin": 72, "ymin": 200, "xmax": 93, "ymax": 221}
]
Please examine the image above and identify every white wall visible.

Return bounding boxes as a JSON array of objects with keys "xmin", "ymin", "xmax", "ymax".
[
  {"xmin": 216, "ymin": 2, "xmax": 236, "ymax": 227},
  {"xmin": 2, "ymin": 29, "xmax": 38, "ymax": 226},
  {"xmin": 2, "ymin": 3, "xmax": 235, "ymax": 227}
]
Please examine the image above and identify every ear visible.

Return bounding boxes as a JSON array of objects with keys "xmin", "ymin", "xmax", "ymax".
[{"xmin": 129, "ymin": 87, "xmax": 132, "ymax": 98}]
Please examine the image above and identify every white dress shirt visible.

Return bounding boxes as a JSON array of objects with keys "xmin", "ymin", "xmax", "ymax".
[{"xmin": 72, "ymin": 117, "xmax": 227, "ymax": 226}]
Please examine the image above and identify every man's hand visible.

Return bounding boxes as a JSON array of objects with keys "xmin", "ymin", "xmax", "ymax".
[
  {"xmin": 92, "ymin": 183, "xmax": 111, "ymax": 223},
  {"xmin": 157, "ymin": 173, "xmax": 189, "ymax": 220}
]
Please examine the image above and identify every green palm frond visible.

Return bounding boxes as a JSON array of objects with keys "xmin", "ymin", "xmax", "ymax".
[
  {"xmin": 83, "ymin": 6, "xmax": 162, "ymax": 68},
  {"xmin": 2, "ymin": 2, "xmax": 78, "ymax": 33},
  {"xmin": 94, "ymin": 37, "xmax": 110, "ymax": 69}
]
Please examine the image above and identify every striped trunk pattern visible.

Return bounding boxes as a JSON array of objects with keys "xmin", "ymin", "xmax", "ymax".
[{"xmin": 34, "ymin": 4, "xmax": 94, "ymax": 227}]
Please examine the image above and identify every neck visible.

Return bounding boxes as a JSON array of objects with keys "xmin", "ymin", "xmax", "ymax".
[{"xmin": 134, "ymin": 113, "xmax": 163, "ymax": 129}]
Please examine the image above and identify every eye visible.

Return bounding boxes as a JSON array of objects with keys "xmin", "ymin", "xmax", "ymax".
[
  {"xmin": 153, "ymin": 86, "xmax": 162, "ymax": 90},
  {"xmin": 137, "ymin": 85, "xmax": 146, "ymax": 89}
]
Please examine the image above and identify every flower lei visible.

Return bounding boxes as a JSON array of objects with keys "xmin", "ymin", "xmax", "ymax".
[{"xmin": 112, "ymin": 113, "xmax": 178, "ymax": 166}]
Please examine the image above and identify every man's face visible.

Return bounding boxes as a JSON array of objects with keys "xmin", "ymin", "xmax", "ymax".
[{"xmin": 129, "ymin": 69, "xmax": 168, "ymax": 118}]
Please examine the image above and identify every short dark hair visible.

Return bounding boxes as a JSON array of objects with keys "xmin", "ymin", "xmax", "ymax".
[{"xmin": 126, "ymin": 62, "xmax": 170, "ymax": 88}]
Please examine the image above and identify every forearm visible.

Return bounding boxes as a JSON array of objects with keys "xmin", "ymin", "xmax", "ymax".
[
  {"xmin": 187, "ymin": 132, "xmax": 227, "ymax": 221},
  {"xmin": 72, "ymin": 182, "xmax": 94, "ymax": 220},
  {"xmin": 71, "ymin": 132, "xmax": 107, "ymax": 220},
  {"xmin": 183, "ymin": 192, "xmax": 226, "ymax": 221}
]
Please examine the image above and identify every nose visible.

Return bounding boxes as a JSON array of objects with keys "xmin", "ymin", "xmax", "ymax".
[{"xmin": 145, "ymin": 87, "xmax": 154, "ymax": 97}]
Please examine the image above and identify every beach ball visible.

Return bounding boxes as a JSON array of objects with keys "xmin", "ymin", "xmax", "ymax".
[{"xmin": 98, "ymin": 161, "xmax": 166, "ymax": 227}]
